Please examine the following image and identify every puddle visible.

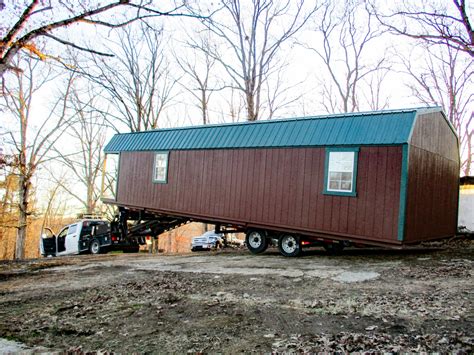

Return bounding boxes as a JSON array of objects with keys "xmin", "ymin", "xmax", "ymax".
[
  {"xmin": 0, "ymin": 338, "xmax": 53, "ymax": 354},
  {"xmin": 331, "ymin": 271, "xmax": 380, "ymax": 283},
  {"xmin": 0, "ymin": 338, "xmax": 32, "ymax": 353}
]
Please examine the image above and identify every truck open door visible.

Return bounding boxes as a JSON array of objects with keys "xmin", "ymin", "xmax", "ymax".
[
  {"xmin": 40, "ymin": 228, "xmax": 57, "ymax": 257},
  {"xmin": 64, "ymin": 223, "xmax": 80, "ymax": 255}
]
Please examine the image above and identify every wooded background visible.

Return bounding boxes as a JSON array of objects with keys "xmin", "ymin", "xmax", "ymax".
[{"xmin": 0, "ymin": 0, "xmax": 472, "ymax": 259}]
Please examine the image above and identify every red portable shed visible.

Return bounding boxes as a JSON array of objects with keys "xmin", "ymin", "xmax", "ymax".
[{"xmin": 103, "ymin": 107, "xmax": 459, "ymax": 255}]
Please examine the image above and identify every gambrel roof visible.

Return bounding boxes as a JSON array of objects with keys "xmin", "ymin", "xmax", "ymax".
[{"xmin": 104, "ymin": 107, "xmax": 446, "ymax": 153}]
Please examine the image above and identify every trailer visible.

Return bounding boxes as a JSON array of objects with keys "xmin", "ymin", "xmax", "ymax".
[{"xmin": 102, "ymin": 107, "xmax": 460, "ymax": 256}]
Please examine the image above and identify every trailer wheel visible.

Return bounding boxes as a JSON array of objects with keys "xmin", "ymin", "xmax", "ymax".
[
  {"xmin": 89, "ymin": 239, "xmax": 101, "ymax": 255},
  {"xmin": 323, "ymin": 241, "xmax": 345, "ymax": 254},
  {"xmin": 278, "ymin": 234, "xmax": 301, "ymax": 257},
  {"xmin": 245, "ymin": 230, "xmax": 268, "ymax": 254}
]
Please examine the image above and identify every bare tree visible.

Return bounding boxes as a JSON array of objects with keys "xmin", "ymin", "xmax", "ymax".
[
  {"xmin": 52, "ymin": 85, "xmax": 107, "ymax": 214},
  {"xmin": 361, "ymin": 69, "xmax": 390, "ymax": 111},
  {"xmin": 0, "ymin": 0, "xmax": 196, "ymax": 75},
  {"xmin": 264, "ymin": 62, "xmax": 304, "ymax": 119},
  {"xmin": 0, "ymin": 156, "xmax": 19, "ymax": 259},
  {"xmin": 370, "ymin": 0, "xmax": 473, "ymax": 58},
  {"xmin": 400, "ymin": 43, "xmax": 473, "ymax": 175},
  {"xmin": 175, "ymin": 34, "xmax": 219, "ymax": 126},
  {"xmin": 197, "ymin": 0, "xmax": 319, "ymax": 121},
  {"xmin": 86, "ymin": 24, "xmax": 178, "ymax": 132},
  {"xmin": 0, "ymin": 54, "xmax": 75, "ymax": 259},
  {"xmin": 220, "ymin": 86, "xmax": 246, "ymax": 123},
  {"xmin": 302, "ymin": 1, "xmax": 389, "ymax": 113}
]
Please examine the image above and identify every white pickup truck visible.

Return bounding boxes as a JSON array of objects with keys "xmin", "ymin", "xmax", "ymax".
[
  {"xmin": 191, "ymin": 231, "xmax": 245, "ymax": 251},
  {"xmin": 40, "ymin": 219, "xmax": 140, "ymax": 256},
  {"xmin": 191, "ymin": 231, "xmax": 224, "ymax": 251}
]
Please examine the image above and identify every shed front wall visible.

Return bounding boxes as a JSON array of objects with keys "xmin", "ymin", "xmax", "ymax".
[{"xmin": 116, "ymin": 146, "xmax": 402, "ymax": 244}]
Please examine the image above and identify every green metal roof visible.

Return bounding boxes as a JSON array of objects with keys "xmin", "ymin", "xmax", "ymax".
[{"xmin": 104, "ymin": 108, "xmax": 441, "ymax": 153}]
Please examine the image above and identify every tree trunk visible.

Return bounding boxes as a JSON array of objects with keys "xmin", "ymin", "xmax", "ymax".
[
  {"xmin": 201, "ymin": 89, "xmax": 208, "ymax": 125},
  {"xmin": 465, "ymin": 133, "xmax": 472, "ymax": 176},
  {"xmin": 86, "ymin": 180, "xmax": 95, "ymax": 214},
  {"xmin": 15, "ymin": 173, "xmax": 29, "ymax": 260},
  {"xmin": 246, "ymin": 92, "xmax": 257, "ymax": 121}
]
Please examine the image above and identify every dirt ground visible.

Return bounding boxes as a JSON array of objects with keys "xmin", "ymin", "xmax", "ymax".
[{"xmin": 0, "ymin": 239, "xmax": 473, "ymax": 353}]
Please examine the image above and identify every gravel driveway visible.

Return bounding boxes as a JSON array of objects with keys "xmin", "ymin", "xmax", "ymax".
[{"xmin": 0, "ymin": 242, "xmax": 472, "ymax": 353}]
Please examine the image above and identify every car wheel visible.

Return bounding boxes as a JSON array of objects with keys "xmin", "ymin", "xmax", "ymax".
[
  {"xmin": 278, "ymin": 234, "xmax": 301, "ymax": 257},
  {"xmin": 89, "ymin": 239, "xmax": 101, "ymax": 255},
  {"xmin": 245, "ymin": 229, "xmax": 268, "ymax": 254}
]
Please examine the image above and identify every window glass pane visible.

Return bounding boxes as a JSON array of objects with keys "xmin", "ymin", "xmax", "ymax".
[
  {"xmin": 67, "ymin": 224, "xmax": 77, "ymax": 235},
  {"xmin": 154, "ymin": 153, "xmax": 168, "ymax": 182},
  {"xmin": 58, "ymin": 228, "xmax": 68, "ymax": 238},
  {"xmin": 327, "ymin": 151, "xmax": 355, "ymax": 193},
  {"xmin": 328, "ymin": 152, "xmax": 354, "ymax": 172},
  {"xmin": 330, "ymin": 172, "xmax": 342, "ymax": 180},
  {"xmin": 341, "ymin": 181, "xmax": 352, "ymax": 190},
  {"xmin": 341, "ymin": 172, "xmax": 352, "ymax": 181},
  {"xmin": 329, "ymin": 180, "xmax": 340, "ymax": 190}
]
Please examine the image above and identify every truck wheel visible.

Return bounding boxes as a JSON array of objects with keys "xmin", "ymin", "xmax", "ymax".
[
  {"xmin": 278, "ymin": 234, "xmax": 301, "ymax": 257},
  {"xmin": 89, "ymin": 239, "xmax": 101, "ymax": 255},
  {"xmin": 245, "ymin": 229, "xmax": 268, "ymax": 254}
]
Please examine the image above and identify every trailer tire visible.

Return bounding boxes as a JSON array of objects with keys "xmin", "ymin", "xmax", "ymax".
[
  {"xmin": 89, "ymin": 239, "xmax": 101, "ymax": 255},
  {"xmin": 245, "ymin": 229, "xmax": 268, "ymax": 254},
  {"xmin": 278, "ymin": 234, "xmax": 301, "ymax": 257}
]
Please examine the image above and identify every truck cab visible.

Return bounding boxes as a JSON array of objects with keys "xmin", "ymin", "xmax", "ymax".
[{"xmin": 40, "ymin": 220, "xmax": 111, "ymax": 257}]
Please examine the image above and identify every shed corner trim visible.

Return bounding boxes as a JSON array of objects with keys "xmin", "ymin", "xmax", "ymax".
[{"xmin": 397, "ymin": 144, "xmax": 409, "ymax": 241}]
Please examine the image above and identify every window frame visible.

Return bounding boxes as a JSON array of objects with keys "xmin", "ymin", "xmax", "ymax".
[
  {"xmin": 323, "ymin": 147, "xmax": 359, "ymax": 197},
  {"xmin": 67, "ymin": 224, "xmax": 78, "ymax": 235},
  {"xmin": 152, "ymin": 151, "xmax": 169, "ymax": 184},
  {"xmin": 101, "ymin": 153, "xmax": 120, "ymax": 201},
  {"xmin": 57, "ymin": 227, "xmax": 69, "ymax": 239}
]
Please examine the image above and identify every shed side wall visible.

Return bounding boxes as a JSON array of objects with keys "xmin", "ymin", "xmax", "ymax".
[
  {"xmin": 404, "ymin": 112, "xmax": 460, "ymax": 242},
  {"xmin": 409, "ymin": 112, "xmax": 459, "ymax": 161},
  {"xmin": 116, "ymin": 146, "xmax": 403, "ymax": 244}
]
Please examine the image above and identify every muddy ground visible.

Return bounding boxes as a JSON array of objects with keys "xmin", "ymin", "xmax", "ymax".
[{"xmin": 0, "ymin": 239, "xmax": 473, "ymax": 353}]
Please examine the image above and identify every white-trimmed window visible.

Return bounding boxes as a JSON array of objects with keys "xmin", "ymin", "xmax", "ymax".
[
  {"xmin": 153, "ymin": 152, "xmax": 169, "ymax": 183},
  {"xmin": 324, "ymin": 148, "xmax": 359, "ymax": 196}
]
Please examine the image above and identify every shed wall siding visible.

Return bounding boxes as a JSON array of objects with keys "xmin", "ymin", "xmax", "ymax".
[
  {"xmin": 410, "ymin": 112, "xmax": 458, "ymax": 162},
  {"xmin": 404, "ymin": 147, "xmax": 459, "ymax": 242},
  {"xmin": 404, "ymin": 111, "xmax": 459, "ymax": 242},
  {"xmin": 116, "ymin": 146, "xmax": 402, "ymax": 243}
]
